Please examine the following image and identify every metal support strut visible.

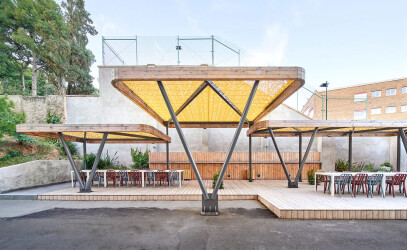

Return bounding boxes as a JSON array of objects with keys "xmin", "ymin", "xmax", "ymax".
[
  {"xmin": 83, "ymin": 132, "xmax": 87, "ymax": 170},
  {"xmin": 298, "ymin": 132, "xmax": 302, "ymax": 182},
  {"xmin": 84, "ymin": 133, "xmax": 108, "ymax": 191},
  {"xmin": 157, "ymin": 81, "xmax": 210, "ymax": 201},
  {"xmin": 293, "ymin": 128, "xmax": 318, "ymax": 184},
  {"xmin": 58, "ymin": 132, "xmax": 108, "ymax": 193},
  {"xmin": 166, "ymin": 125, "xmax": 169, "ymax": 170},
  {"xmin": 399, "ymin": 128, "xmax": 407, "ymax": 154},
  {"xmin": 212, "ymin": 80, "xmax": 259, "ymax": 200},
  {"xmin": 349, "ymin": 129, "xmax": 354, "ymax": 172},
  {"xmin": 249, "ymin": 135, "xmax": 253, "ymax": 182},
  {"xmin": 269, "ymin": 128, "xmax": 293, "ymax": 187},
  {"xmin": 269, "ymin": 128, "xmax": 318, "ymax": 188}
]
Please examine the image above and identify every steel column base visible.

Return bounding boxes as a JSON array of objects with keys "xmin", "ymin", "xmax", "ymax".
[
  {"xmin": 79, "ymin": 188, "xmax": 92, "ymax": 193},
  {"xmin": 201, "ymin": 193, "xmax": 219, "ymax": 215},
  {"xmin": 288, "ymin": 182, "xmax": 298, "ymax": 188}
]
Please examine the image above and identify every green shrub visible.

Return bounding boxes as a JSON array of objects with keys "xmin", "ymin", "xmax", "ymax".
[
  {"xmin": 85, "ymin": 150, "xmax": 119, "ymax": 169},
  {"xmin": 130, "ymin": 147, "xmax": 149, "ymax": 169},
  {"xmin": 0, "ymin": 96, "xmax": 26, "ymax": 140},
  {"xmin": 45, "ymin": 110, "xmax": 62, "ymax": 124},
  {"xmin": 335, "ymin": 159, "xmax": 349, "ymax": 172},
  {"xmin": 212, "ymin": 170, "xmax": 224, "ymax": 189},
  {"xmin": 307, "ymin": 169, "xmax": 317, "ymax": 185}
]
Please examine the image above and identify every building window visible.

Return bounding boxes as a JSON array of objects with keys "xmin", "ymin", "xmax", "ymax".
[
  {"xmin": 354, "ymin": 92, "xmax": 367, "ymax": 103},
  {"xmin": 386, "ymin": 106, "xmax": 396, "ymax": 113},
  {"xmin": 402, "ymin": 87, "xmax": 407, "ymax": 94},
  {"xmin": 386, "ymin": 89, "xmax": 396, "ymax": 96},
  {"xmin": 371, "ymin": 91, "xmax": 381, "ymax": 98},
  {"xmin": 354, "ymin": 110, "xmax": 366, "ymax": 120},
  {"xmin": 401, "ymin": 105, "xmax": 407, "ymax": 112},
  {"xmin": 309, "ymin": 109, "xmax": 314, "ymax": 118},
  {"xmin": 371, "ymin": 108, "xmax": 381, "ymax": 115}
]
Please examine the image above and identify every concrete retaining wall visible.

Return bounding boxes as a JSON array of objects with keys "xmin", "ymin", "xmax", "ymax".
[{"xmin": 0, "ymin": 160, "xmax": 77, "ymax": 193}]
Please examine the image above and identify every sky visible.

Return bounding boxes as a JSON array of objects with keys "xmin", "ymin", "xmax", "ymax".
[{"xmin": 68, "ymin": 0, "xmax": 407, "ymax": 109}]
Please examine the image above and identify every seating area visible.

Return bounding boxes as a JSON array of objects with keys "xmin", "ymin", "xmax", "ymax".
[
  {"xmin": 315, "ymin": 171, "xmax": 407, "ymax": 198},
  {"xmin": 72, "ymin": 169, "xmax": 184, "ymax": 188}
]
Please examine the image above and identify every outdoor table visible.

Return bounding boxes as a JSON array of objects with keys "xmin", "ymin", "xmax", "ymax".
[
  {"xmin": 71, "ymin": 169, "xmax": 184, "ymax": 188},
  {"xmin": 314, "ymin": 171, "xmax": 407, "ymax": 197}
]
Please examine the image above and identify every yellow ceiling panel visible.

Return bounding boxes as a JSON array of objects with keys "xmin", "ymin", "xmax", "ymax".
[
  {"xmin": 121, "ymin": 80, "xmax": 293, "ymax": 123},
  {"xmin": 123, "ymin": 81, "xmax": 204, "ymax": 121},
  {"xmin": 177, "ymin": 86, "xmax": 241, "ymax": 122},
  {"xmin": 213, "ymin": 80, "xmax": 293, "ymax": 121}
]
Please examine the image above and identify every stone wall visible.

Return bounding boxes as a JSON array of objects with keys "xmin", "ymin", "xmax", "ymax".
[
  {"xmin": 4, "ymin": 95, "xmax": 65, "ymax": 124},
  {"xmin": 0, "ymin": 160, "xmax": 78, "ymax": 193}
]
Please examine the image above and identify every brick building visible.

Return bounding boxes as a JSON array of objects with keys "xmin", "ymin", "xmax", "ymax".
[{"xmin": 301, "ymin": 78, "xmax": 407, "ymax": 120}]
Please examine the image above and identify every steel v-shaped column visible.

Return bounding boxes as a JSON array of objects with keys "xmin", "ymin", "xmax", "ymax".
[
  {"xmin": 158, "ymin": 80, "xmax": 259, "ymax": 214},
  {"xmin": 58, "ymin": 132, "xmax": 108, "ymax": 193},
  {"xmin": 212, "ymin": 80, "xmax": 259, "ymax": 199},
  {"xmin": 157, "ymin": 81, "xmax": 210, "ymax": 200},
  {"xmin": 268, "ymin": 127, "xmax": 318, "ymax": 188}
]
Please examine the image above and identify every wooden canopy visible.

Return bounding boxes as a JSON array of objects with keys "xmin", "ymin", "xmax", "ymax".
[
  {"xmin": 247, "ymin": 120, "xmax": 407, "ymax": 137},
  {"xmin": 16, "ymin": 124, "xmax": 171, "ymax": 143},
  {"xmin": 111, "ymin": 66, "xmax": 305, "ymax": 128}
]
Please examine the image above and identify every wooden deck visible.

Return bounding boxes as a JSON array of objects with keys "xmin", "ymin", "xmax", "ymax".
[{"xmin": 38, "ymin": 180, "xmax": 407, "ymax": 220}]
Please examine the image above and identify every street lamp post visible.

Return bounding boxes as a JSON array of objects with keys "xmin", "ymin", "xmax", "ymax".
[{"xmin": 320, "ymin": 81, "xmax": 329, "ymax": 120}]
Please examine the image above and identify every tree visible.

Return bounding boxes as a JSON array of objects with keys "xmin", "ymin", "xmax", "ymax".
[
  {"xmin": 62, "ymin": 0, "xmax": 97, "ymax": 95},
  {"xmin": 0, "ymin": 0, "xmax": 32, "ymax": 93}
]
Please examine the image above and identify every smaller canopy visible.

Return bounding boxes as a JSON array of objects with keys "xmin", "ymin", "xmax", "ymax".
[
  {"xmin": 247, "ymin": 120, "xmax": 407, "ymax": 137},
  {"xmin": 16, "ymin": 124, "xmax": 171, "ymax": 143}
]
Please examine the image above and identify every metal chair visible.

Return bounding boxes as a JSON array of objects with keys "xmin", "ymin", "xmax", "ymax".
[
  {"xmin": 74, "ymin": 170, "xmax": 87, "ymax": 187},
  {"xmin": 145, "ymin": 170, "xmax": 156, "ymax": 187},
  {"xmin": 366, "ymin": 174, "xmax": 383, "ymax": 198},
  {"xmin": 157, "ymin": 170, "xmax": 168, "ymax": 187},
  {"xmin": 129, "ymin": 170, "xmax": 142, "ymax": 187},
  {"xmin": 386, "ymin": 174, "xmax": 407, "ymax": 197},
  {"xmin": 316, "ymin": 173, "xmax": 331, "ymax": 194},
  {"xmin": 350, "ymin": 173, "xmax": 368, "ymax": 197},
  {"xmin": 334, "ymin": 174, "xmax": 353, "ymax": 198},
  {"xmin": 118, "ymin": 170, "xmax": 130, "ymax": 187},
  {"xmin": 91, "ymin": 170, "xmax": 103, "ymax": 187},
  {"xmin": 169, "ymin": 169, "xmax": 180, "ymax": 187},
  {"xmin": 106, "ymin": 169, "xmax": 117, "ymax": 187}
]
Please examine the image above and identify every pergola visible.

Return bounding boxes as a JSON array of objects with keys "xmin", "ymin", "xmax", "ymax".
[
  {"xmin": 16, "ymin": 124, "xmax": 171, "ymax": 192},
  {"xmin": 247, "ymin": 120, "xmax": 407, "ymax": 188},
  {"xmin": 112, "ymin": 66, "xmax": 305, "ymax": 214}
]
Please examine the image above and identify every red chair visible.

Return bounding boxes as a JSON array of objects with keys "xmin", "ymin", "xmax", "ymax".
[
  {"xmin": 351, "ymin": 174, "xmax": 368, "ymax": 197},
  {"xmin": 106, "ymin": 170, "xmax": 117, "ymax": 187},
  {"xmin": 157, "ymin": 170, "xmax": 168, "ymax": 187},
  {"xmin": 386, "ymin": 174, "xmax": 407, "ymax": 197},
  {"xmin": 316, "ymin": 173, "xmax": 330, "ymax": 193},
  {"xmin": 74, "ymin": 170, "xmax": 87, "ymax": 187},
  {"xmin": 129, "ymin": 170, "xmax": 142, "ymax": 187}
]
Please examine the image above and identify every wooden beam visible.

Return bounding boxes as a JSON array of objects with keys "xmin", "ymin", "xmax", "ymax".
[
  {"xmin": 247, "ymin": 120, "xmax": 407, "ymax": 136},
  {"xmin": 110, "ymin": 66, "xmax": 305, "ymax": 81},
  {"xmin": 94, "ymin": 131, "xmax": 158, "ymax": 140},
  {"xmin": 167, "ymin": 122, "xmax": 250, "ymax": 128},
  {"xmin": 16, "ymin": 124, "xmax": 171, "ymax": 143}
]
